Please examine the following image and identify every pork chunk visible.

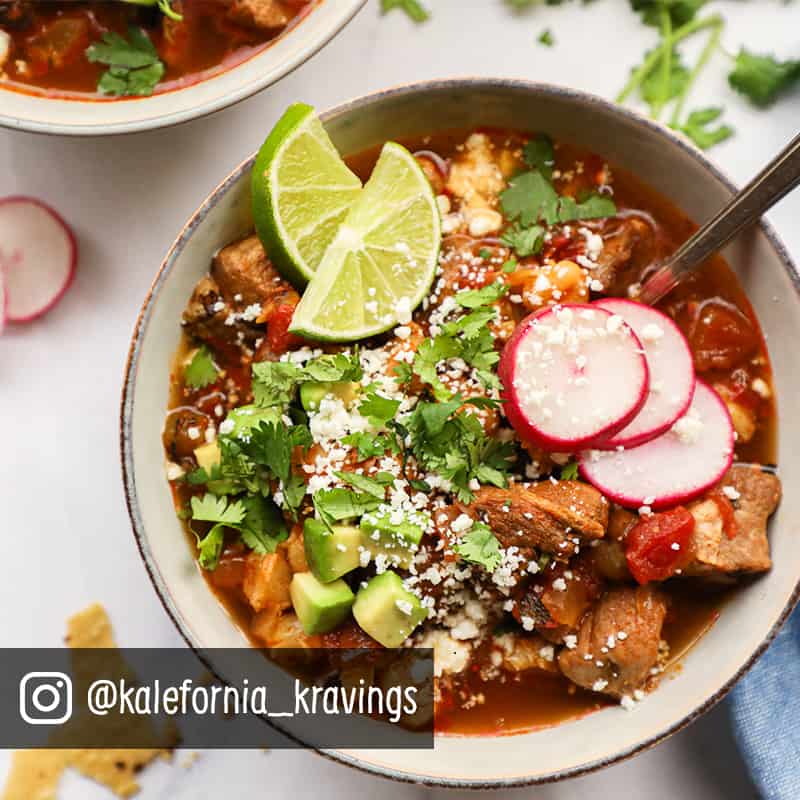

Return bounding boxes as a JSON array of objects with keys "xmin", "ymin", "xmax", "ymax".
[
  {"xmin": 228, "ymin": 0, "xmax": 290, "ymax": 30},
  {"xmin": 684, "ymin": 465, "xmax": 781, "ymax": 576},
  {"xmin": 212, "ymin": 234, "xmax": 297, "ymax": 309},
  {"xmin": 243, "ymin": 552, "xmax": 292, "ymax": 613},
  {"xmin": 467, "ymin": 481, "xmax": 608, "ymax": 557},
  {"xmin": 558, "ymin": 585, "xmax": 668, "ymax": 698},
  {"xmin": 494, "ymin": 633, "xmax": 559, "ymax": 674},
  {"xmin": 182, "ymin": 235, "xmax": 298, "ymax": 349},
  {"xmin": 592, "ymin": 216, "xmax": 655, "ymax": 295}
]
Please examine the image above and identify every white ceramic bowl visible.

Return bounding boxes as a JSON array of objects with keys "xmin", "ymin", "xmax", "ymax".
[
  {"xmin": 0, "ymin": 0, "xmax": 365, "ymax": 136},
  {"xmin": 121, "ymin": 79, "xmax": 800, "ymax": 787}
]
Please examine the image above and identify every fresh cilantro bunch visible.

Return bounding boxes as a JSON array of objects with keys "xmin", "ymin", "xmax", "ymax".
[
  {"xmin": 86, "ymin": 27, "xmax": 165, "ymax": 97},
  {"xmin": 498, "ymin": 135, "xmax": 616, "ymax": 257}
]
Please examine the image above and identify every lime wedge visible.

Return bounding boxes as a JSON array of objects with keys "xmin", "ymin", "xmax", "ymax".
[
  {"xmin": 289, "ymin": 142, "xmax": 441, "ymax": 342},
  {"xmin": 251, "ymin": 103, "xmax": 362, "ymax": 287}
]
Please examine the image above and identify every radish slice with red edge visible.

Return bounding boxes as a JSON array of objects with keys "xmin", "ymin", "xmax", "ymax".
[
  {"xmin": 499, "ymin": 303, "xmax": 650, "ymax": 452},
  {"xmin": 0, "ymin": 196, "xmax": 77, "ymax": 322},
  {"xmin": 579, "ymin": 380, "xmax": 734, "ymax": 510},
  {"xmin": 592, "ymin": 298, "xmax": 696, "ymax": 449},
  {"xmin": 0, "ymin": 266, "xmax": 7, "ymax": 336}
]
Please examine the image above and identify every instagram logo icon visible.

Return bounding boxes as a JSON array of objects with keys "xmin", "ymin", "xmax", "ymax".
[{"xmin": 19, "ymin": 672, "xmax": 73, "ymax": 726}]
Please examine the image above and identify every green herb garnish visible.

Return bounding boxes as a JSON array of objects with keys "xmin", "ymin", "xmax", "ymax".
[
  {"xmin": 184, "ymin": 346, "xmax": 219, "ymax": 390},
  {"xmin": 454, "ymin": 522, "xmax": 503, "ymax": 571},
  {"xmin": 86, "ymin": 26, "xmax": 165, "ymax": 97}
]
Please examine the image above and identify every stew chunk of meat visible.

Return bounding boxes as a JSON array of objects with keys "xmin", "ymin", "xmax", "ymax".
[
  {"xmin": 558, "ymin": 585, "xmax": 668, "ymax": 698},
  {"xmin": 684, "ymin": 465, "xmax": 781, "ymax": 576},
  {"xmin": 592, "ymin": 216, "xmax": 655, "ymax": 296},
  {"xmin": 182, "ymin": 235, "xmax": 298, "ymax": 348},
  {"xmin": 228, "ymin": 0, "xmax": 291, "ymax": 30},
  {"xmin": 212, "ymin": 234, "xmax": 298, "ymax": 309},
  {"xmin": 468, "ymin": 481, "xmax": 608, "ymax": 556}
]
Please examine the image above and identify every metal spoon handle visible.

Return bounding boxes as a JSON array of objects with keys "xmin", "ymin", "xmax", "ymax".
[{"xmin": 639, "ymin": 132, "xmax": 800, "ymax": 305}]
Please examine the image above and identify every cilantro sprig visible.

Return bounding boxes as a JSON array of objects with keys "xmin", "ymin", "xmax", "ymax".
[
  {"xmin": 454, "ymin": 522, "xmax": 503, "ymax": 571},
  {"xmin": 498, "ymin": 135, "xmax": 616, "ymax": 257},
  {"xmin": 251, "ymin": 351, "xmax": 362, "ymax": 408},
  {"xmin": 189, "ymin": 493, "xmax": 287, "ymax": 570},
  {"xmin": 86, "ymin": 26, "xmax": 165, "ymax": 97}
]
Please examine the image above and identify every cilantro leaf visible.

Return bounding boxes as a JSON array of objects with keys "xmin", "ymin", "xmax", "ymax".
[
  {"xmin": 454, "ymin": 522, "xmax": 502, "ymax": 571},
  {"xmin": 413, "ymin": 335, "xmax": 461, "ymax": 401},
  {"xmin": 184, "ymin": 346, "xmax": 219, "ymax": 389},
  {"xmin": 239, "ymin": 495, "xmax": 288, "ymax": 554},
  {"xmin": 560, "ymin": 461, "xmax": 580, "ymax": 481},
  {"xmin": 241, "ymin": 420, "xmax": 311, "ymax": 484},
  {"xmin": 455, "ymin": 282, "xmax": 508, "ymax": 309},
  {"xmin": 334, "ymin": 471, "xmax": 393, "ymax": 499},
  {"xmin": 728, "ymin": 48, "xmax": 800, "ymax": 108},
  {"xmin": 358, "ymin": 392, "xmax": 401, "ymax": 426},
  {"xmin": 252, "ymin": 361, "xmax": 302, "ymax": 407},
  {"xmin": 500, "ymin": 170, "xmax": 560, "ymax": 227},
  {"xmin": 538, "ymin": 29, "xmax": 555, "ymax": 47},
  {"xmin": 392, "ymin": 361, "xmax": 413, "ymax": 386},
  {"xmin": 558, "ymin": 192, "xmax": 617, "ymax": 222},
  {"xmin": 86, "ymin": 27, "xmax": 164, "ymax": 97},
  {"xmin": 522, "ymin": 135, "xmax": 555, "ymax": 178},
  {"xmin": 197, "ymin": 525, "xmax": 226, "ymax": 571},
  {"xmin": 303, "ymin": 351, "xmax": 362, "ymax": 383},
  {"xmin": 342, "ymin": 432, "xmax": 394, "ymax": 460},
  {"xmin": 313, "ymin": 488, "xmax": 381, "ymax": 528},
  {"xmin": 380, "ymin": 0, "xmax": 429, "ymax": 22},
  {"xmin": 501, "ymin": 223, "xmax": 545, "ymax": 257},
  {"xmin": 630, "ymin": 0, "xmax": 705, "ymax": 27},
  {"xmin": 502, "ymin": 258, "xmax": 518, "ymax": 274},
  {"xmin": 191, "ymin": 494, "xmax": 246, "ymax": 526},
  {"xmin": 677, "ymin": 107, "xmax": 733, "ymax": 150}
]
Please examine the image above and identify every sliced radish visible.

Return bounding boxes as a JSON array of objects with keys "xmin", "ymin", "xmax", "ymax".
[
  {"xmin": 0, "ymin": 197, "xmax": 77, "ymax": 322},
  {"xmin": 579, "ymin": 380, "xmax": 734, "ymax": 510},
  {"xmin": 499, "ymin": 303, "xmax": 649, "ymax": 452},
  {"xmin": 0, "ymin": 267, "xmax": 7, "ymax": 336},
  {"xmin": 593, "ymin": 298, "xmax": 696, "ymax": 449}
]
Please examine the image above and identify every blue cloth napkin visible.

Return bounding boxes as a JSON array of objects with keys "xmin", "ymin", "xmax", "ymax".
[{"xmin": 729, "ymin": 605, "xmax": 800, "ymax": 799}]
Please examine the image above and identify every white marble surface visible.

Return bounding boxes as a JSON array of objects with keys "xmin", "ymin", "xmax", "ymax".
[{"xmin": 2, "ymin": 0, "xmax": 799, "ymax": 796}]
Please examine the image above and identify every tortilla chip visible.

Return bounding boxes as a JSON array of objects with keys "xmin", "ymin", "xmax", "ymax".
[{"xmin": 2, "ymin": 605, "xmax": 171, "ymax": 800}]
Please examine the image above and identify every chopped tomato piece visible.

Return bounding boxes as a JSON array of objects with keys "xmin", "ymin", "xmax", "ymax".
[
  {"xmin": 265, "ymin": 302, "xmax": 304, "ymax": 356},
  {"xmin": 625, "ymin": 507, "xmax": 695, "ymax": 585}
]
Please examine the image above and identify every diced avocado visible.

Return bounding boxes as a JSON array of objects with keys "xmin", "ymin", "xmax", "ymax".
[
  {"xmin": 193, "ymin": 440, "xmax": 237, "ymax": 494},
  {"xmin": 352, "ymin": 571, "xmax": 427, "ymax": 648},
  {"xmin": 290, "ymin": 572, "xmax": 355, "ymax": 635},
  {"xmin": 359, "ymin": 510, "xmax": 427, "ymax": 569},
  {"xmin": 304, "ymin": 519, "xmax": 363, "ymax": 583},
  {"xmin": 223, "ymin": 405, "xmax": 281, "ymax": 438},
  {"xmin": 194, "ymin": 441, "xmax": 221, "ymax": 473},
  {"xmin": 299, "ymin": 381, "xmax": 360, "ymax": 411}
]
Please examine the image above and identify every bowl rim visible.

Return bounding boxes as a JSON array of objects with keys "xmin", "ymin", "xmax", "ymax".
[
  {"xmin": 120, "ymin": 77, "xmax": 800, "ymax": 788},
  {"xmin": 0, "ymin": 0, "xmax": 366, "ymax": 137}
]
